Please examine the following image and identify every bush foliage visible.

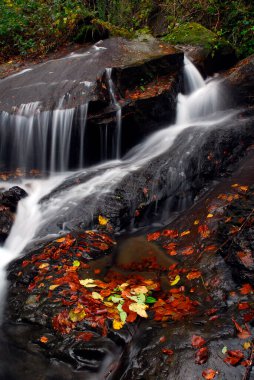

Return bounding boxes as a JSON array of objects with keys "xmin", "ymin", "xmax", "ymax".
[{"xmin": 0, "ymin": 0, "xmax": 253, "ymax": 61}]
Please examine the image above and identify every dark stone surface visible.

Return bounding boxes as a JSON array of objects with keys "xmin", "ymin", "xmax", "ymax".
[
  {"xmin": 0, "ymin": 186, "xmax": 27, "ymax": 243},
  {"xmin": 224, "ymin": 54, "xmax": 254, "ymax": 107}
]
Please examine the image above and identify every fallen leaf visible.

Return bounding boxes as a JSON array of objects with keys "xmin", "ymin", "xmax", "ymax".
[
  {"xmin": 91, "ymin": 292, "xmax": 103, "ymax": 300},
  {"xmin": 98, "ymin": 215, "xmax": 109, "ymax": 225},
  {"xmin": 207, "ymin": 214, "xmax": 213, "ymax": 218},
  {"xmin": 49, "ymin": 284, "xmax": 59, "ymax": 291},
  {"xmin": 243, "ymin": 342, "xmax": 251, "ymax": 350},
  {"xmin": 224, "ymin": 350, "xmax": 244, "ymax": 366},
  {"xmin": 191, "ymin": 335, "xmax": 206, "ymax": 348},
  {"xmin": 40, "ymin": 336, "xmax": 48, "ymax": 343},
  {"xmin": 187, "ymin": 271, "xmax": 202, "ymax": 280},
  {"xmin": 194, "ymin": 220, "xmax": 200, "ymax": 225},
  {"xmin": 162, "ymin": 348, "xmax": 174, "ymax": 355},
  {"xmin": 202, "ymin": 369, "xmax": 217, "ymax": 379},
  {"xmin": 73, "ymin": 260, "xmax": 80, "ymax": 267},
  {"xmin": 240, "ymin": 283, "xmax": 253, "ymax": 295},
  {"xmin": 39, "ymin": 263, "xmax": 49, "ymax": 269},
  {"xmin": 195, "ymin": 347, "xmax": 208, "ymax": 364},
  {"xmin": 198, "ymin": 225, "xmax": 210, "ymax": 239},
  {"xmin": 147, "ymin": 231, "xmax": 161, "ymax": 241},
  {"xmin": 129, "ymin": 303, "xmax": 148, "ymax": 318},
  {"xmin": 170, "ymin": 275, "xmax": 180, "ymax": 286},
  {"xmin": 222, "ymin": 346, "xmax": 228, "ymax": 354},
  {"xmin": 79, "ymin": 279, "xmax": 97, "ymax": 288},
  {"xmin": 180, "ymin": 230, "xmax": 190, "ymax": 237},
  {"xmin": 113, "ymin": 319, "xmax": 124, "ymax": 330}
]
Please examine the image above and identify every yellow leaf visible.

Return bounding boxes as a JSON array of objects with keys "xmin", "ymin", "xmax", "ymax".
[
  {"xmin": 91, "ymin": 292, "xmax": 103, "ymax": 300},
  {"xmin": 73, "ymin": 260, "xmax": 80, "ymax": 267},
  {"xmin": 56, "ymin": 237, "xmax": 65, "ymax": 243},
  {"xmin": 113, "ymin": 319, "xmax": 124, "ymax": 329},
  {"xmin": 129, "ymin": 303, "xmax": 148, "ymax": 318},
  {"xmin": 194, "ymin": 220, "xmax": 200, "ymax": 225},
  {"xmin": 98, "ymin": 215, "xmax": 109, "ymax": 225},
  {"xmin": 170, "ymin": 275, "xmax": 180, "ymax": 286},
  {"xmin": 180, "ymin": 230, "xmax": 190, "ymax": 237},
  {"xmin": 207, "ymin": 214, "xmax": 213, "ymax": 218},
  {"xmin": 39, "ymin": 263, "xmax": 49, "ymax": 269},
  {"xmin": 231, "ymin": 183, "xmax": 239, "ymax": 188},
  {"xmin": 69, "ymin": 309, "xmax": 86, "ymax": 322},
  {"xmin": 79, "ymin": 279, "xmax": 97, "ymax": 288},
  {"xmin": 119, "ymin": 282, "xmax": 129, "ymax": 290},
  {"xmin": 49, "ymin": 284, "xmax": 59, "ymax": 291},
  {"xmin": 243, "ymin": 341, "xmax": 251, "ymax": 350}
]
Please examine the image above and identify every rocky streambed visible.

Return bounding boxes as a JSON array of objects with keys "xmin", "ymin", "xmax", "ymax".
[{"xmin": 0, "ymin": 40, "xmax": 254, "ymax": 380}]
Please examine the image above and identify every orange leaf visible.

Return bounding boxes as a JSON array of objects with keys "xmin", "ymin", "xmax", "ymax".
[
  {"xmin": 202, "ymin": 369, "xmax": 217, "ymax": 379},
  {"xmin": 180, "ymin": 230, "xmax": 190, "ymax": 237},
  {"xmin": 40, "ymin": 336, "xmax": 48, "ymax": 343},
  {"xmin": 147, "ymin": 232, "xmax": 161, "ymax": 241},
  {"xmin": 181, "ymin": 246, "xmax": 194, "ymax": 256},
  {"xmin": 195, "ymin": 347, "xmax": 208, "ymax": 364},
  {"xmin": 187, "ymin": 271, "xmax": 202, "ymax": 280}
]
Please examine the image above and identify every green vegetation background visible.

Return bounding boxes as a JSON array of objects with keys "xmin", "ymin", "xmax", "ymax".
[{"xmin": 0, "ymin": 0, "xmax": 253, "ymax": 62}]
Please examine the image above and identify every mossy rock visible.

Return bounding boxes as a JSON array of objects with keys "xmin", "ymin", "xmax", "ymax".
[
  {"xmin": 162, "ymin": 22, "xmax": 229, "ymax": 52},
  {"xmin": 162, "ymin": 22, "xmax": 236, "ymax": 74}
]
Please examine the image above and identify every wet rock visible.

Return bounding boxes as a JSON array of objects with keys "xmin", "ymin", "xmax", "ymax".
[
  {"xmin": 0, "ymin": 186, "xmax": 27, "ymax": 243},
  {"xmin": 224, "ymin": 54, "xmax": 254, "ymax": 107},
  {"xmin": 38, "ymin": 111, "xmax": 254, "ymax": 237}
]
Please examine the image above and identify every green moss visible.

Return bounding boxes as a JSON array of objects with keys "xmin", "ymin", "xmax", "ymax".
[
  {"xmin": 91, "ymin": 19, "xmax": 134, "ymax": 39},
  {"xmin": 162, "ymin": 22, "xmax": 230, "ymax": 52}
]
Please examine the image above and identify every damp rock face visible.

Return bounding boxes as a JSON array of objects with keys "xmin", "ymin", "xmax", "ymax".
[
  {"xmin": 0, "ymin": 186, "xmax": 27, "ymax": 243},
  {"xmin": 224, "ymin": 54, "xmax": 254, "ymax": 107}
]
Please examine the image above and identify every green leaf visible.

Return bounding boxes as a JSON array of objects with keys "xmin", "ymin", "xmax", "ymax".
[
  {"xmin": 146, "ymin": 296, "xmax": 157, "ymax": 304},
  {"xmin": 222, "ymin": 346, "xmax": 228, "ymax": 354},
  {"xmin": 120, "ymin": 311, "xmax": 127, "ymax": 323},
  {"xmin": 137, "ymin": 293, "xmax": 146, "ymax": 303},
  {"xmin": 73, "ymin": 260, "xmax": 80, "ymax": 267}
]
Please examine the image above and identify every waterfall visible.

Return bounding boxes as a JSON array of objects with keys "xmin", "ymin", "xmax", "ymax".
[
  {"xmin": 106, "ymin": 68, "xmax": 122, "ymax": 159},
  {"xmin": 0, "ymin": 102, "xmax": 88, "ymax": 172},
  {"xmin": 0, "ymin": 57, "xmax": 234, "ymax": 319}
]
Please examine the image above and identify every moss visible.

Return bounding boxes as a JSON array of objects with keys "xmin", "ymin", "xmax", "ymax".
[
  {"xmin": 91, "ymin": 19, "xmax": 134, "ymax": 39},
  {"xmin": 162, "ymin": 22, "xmax": 230, "ymax": 52}
]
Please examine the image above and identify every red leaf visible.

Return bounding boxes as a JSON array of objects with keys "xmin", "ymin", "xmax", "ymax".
[
  {"xmin": 202, "ymin": 369, "xmax": 217, "ymax": 379},
  {"xmin": 147, "ymin": 232, "xmax": 161, "ymax": 241},
  {"xmin": 162, "ymin": 229, "xmax": 178, "ymax": 238},
  {"xmin": 195, "ymin": 347, "xmax": 208, "ymax": 364},
  {"xmin": 191, "ymin": 335, "xmax": 206, "ymax": 348},
  {"xmin": 198, "ymin": 225, "xmax": 210, "ymax": 239},
  {"xmin": 240, "ymin": 283, "xmax": 253, "ymax": 295},
  {"xmin": 162, "ymin": 348, "xmax": 174, "ymax": 355},
  {"xmin": 224, "ymin": 350, "xmax": 244, "ymax": 366}
]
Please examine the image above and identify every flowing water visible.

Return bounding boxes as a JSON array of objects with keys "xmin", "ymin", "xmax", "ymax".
[{"xmin": 0, "ymin": 56, "xmax": 237, "ymax": 318}]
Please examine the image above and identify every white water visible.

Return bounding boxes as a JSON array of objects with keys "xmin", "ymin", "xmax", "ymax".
[
  {"xmin": 106, "ymin": 68, "xmax": 122, "ymax": 159},
  {"xmin": 0, "ymin": 56, "xmax": 235, "ymax": 318},
  {"xmin": 0, "ymin": 102, "xmax": 88, "ymax": 172}
]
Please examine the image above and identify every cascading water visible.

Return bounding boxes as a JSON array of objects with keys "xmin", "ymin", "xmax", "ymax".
[
  {"xmin": 0, "ymin": 56, "xmax": 235, "ymax": 318},
  {"xmin": 106, "ymin": 68, "xmax": 122, "ymax": 159},
  {"xmin": 0, "ymin": 101, "xmax": 88, "ymax": 172}
]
